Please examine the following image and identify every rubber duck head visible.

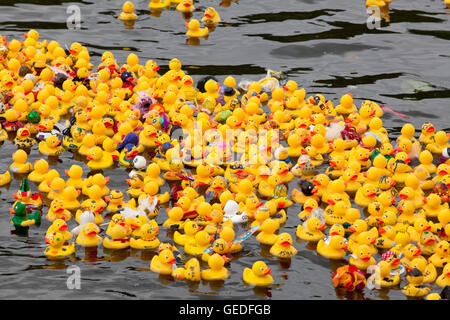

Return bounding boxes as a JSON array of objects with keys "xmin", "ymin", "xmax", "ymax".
[
  {"xmin": 329, "ymin": 224, "xmax": 345, "ymax": 236},
  {"xmin": 275, "ymin": 232, "xmax": 293, "ymax": 248},
  {"xmin": 312, "ymin": 173, "xmax": 329, "ymax": 188},
  {"xmin": 195, "ymin": 230, "xmax": 212, "ymax": 246},
  {"xmin": 208, "ymin": 253, "xmax": 225, "ymax": 270},
  {"xmin": 329, "ymin": 235, "xmax": 348, "ymax": 250},
  {"xmin": 12, "ymin": 149, "xmax": 29, "ymax": 165},
  {"xmin": 252, "ymin": 261, "xmax": 271, "ymax": 277},
  {"xmin": 65, "ymin": 164, "xmax": 83, "ymax": 179},
  {"xmin": 306, "ymin": 217, "xmax": 326, "ymax": 232},
  {"xmin": 354, "ymin": 244, "xmax": 373, "ymax": 262},
  {"xmin": 33, "ymin": 159, "xmax": 49, "ymax": 174},
  {"xmin": 49, "ymin": 198, "xmax": 65, "ymax": 215},
  {"xmin": 174, "ymin": 196, "xmax": 192, "ymax": 212},
  {"xmin": 434, "ymin": 130, "xmax": 449, "ymax": 146},
  {"xmin": 86, "ymin": 146, "xmax": 104, "ymax": 161},
  {"xmin": 348, "ymin": 219, "xmax": 368, "ymax": 234},
  {"xmin": 400, "ymin": 123, "xmax": 415, "ymax": 140},
  {"xmin": 45, "ymin": 232, "xmax": 65, "ymax": 248}
]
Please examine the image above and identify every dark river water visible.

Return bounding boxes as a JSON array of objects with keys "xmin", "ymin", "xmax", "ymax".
[{"xmin": 0, "ymin": 0, "xmax": 449, "ymax": 300}]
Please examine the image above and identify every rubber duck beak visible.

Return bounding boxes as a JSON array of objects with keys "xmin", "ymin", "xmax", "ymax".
[
  {"xmin": 318, "ymin": 224, "xmax": 326, "ymax": 230},
  {"xmin": 350, "ymin": 175, "xmax": 358, "ymax": 181},
  {"xmin": 370, "ymin": 237, "xmax": 376, "ymax": 244},
  {"xmin": 59, "ymin": 225, "xmax": 68, "ymax": 231},
  {"xmin": 185, "ymin": 22, "xmax": 190, "ymax": 28},
  {"xmin": 368, "ymin": 192, "xmax": 377, "ymax": 198},
  {"xmin": 348, "ymin": 226, "xmax": 356, "ymax": 233},
  {"xmin": 413, "ymin": 249, "xmax": 422, "ymax": 256},
  {"xmin": 426, "ymin": 126, "xmax": 435, "ymax": 132},
  {"xmin": 399, "ymin": 194, "xmax": 408, "ymax": 200},
  {"xmin": 263, "ymin": 268, "xmax": 271, "ymax": 275},
  {"xmin": 280, "ymin": 241, "xmax": 291, "ymax": 246},
  {"xmin": 361, "ymin": 255, "xmax": 371, "ymax": 262},
  {"xmin": 327, "ymin": 199, "xmax": 336, "ymax": 205},
  {"xmin": 378, "ymin": 227, "xmax": 386, "ymax": 234},
  {"xmin": 55, "ymin": 207, "xmax": 64, "ymax": 213},
  {"xmin": 45, "ymin": 238, "xmax": 50, "ymax": 244},
  {"xmin": 87, "ymin": 231, "xmax": 97, "ymax": 236},
  {"xmin": 9, "ymin": 208, "xmax": 15, "ymax": 214},
  {"xmin": 341, "ymin": 243, "xmax": 348, "ymax": 250}
]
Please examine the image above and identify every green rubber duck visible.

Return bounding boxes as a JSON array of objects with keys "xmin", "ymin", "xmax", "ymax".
[{"xmin": 10, "ymin": 202, "xmax": 41, "ymax": 231}]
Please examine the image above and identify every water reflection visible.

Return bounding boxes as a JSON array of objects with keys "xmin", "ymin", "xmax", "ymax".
[
  {"xmin": 121, "ymin": 20, "xmax": 136, "ymax": 30},
  {"xmin": 103, "ymin": 248, "xmax": 130, "ymax": 262},
  {"xmin": 81, "ymin": 247, "xmax": 100, "ymax": 263},
  {"xmin": 253, "ymin": 285, "xmax": 272, "ymax": 298}
]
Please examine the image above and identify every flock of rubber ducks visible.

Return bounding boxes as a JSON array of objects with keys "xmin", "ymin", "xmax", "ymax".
[
  {"xmin": 1, "ymin": 29, "xmax": 450, "ymax": 298},
  {"xmin": 118, "ymin": 1, "xmax": 222, "ymax": 42}
]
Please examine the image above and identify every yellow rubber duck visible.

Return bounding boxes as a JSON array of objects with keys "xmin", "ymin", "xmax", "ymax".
[
  {"xmin": 201, "ymin": 253, "xmax": 229, "ymax": 281},
  {"xmin": 426, "ymin": 130, "xmax": 449, "ymax": 154},
  {"xmin": 150, "ymin": 249, "xmax": 177, "ymax": 275},
  {"xmin": 367, "ymin": 260, "xmax": 400, "ymax": 288},
  {"xmin": 428, "ymin": 240, "xmax": 449, "ymax": 268},
  {"xmin": 419, "ymin": 123, "xmax": 435, "ymax": 145},
  {"xmin": 45, "ymin": 219, "xmax": 72, "ymax": 242},
  {"xmin": 176, "ymin": 0, "xmax": 195, "ymax": 12},
  {"xmin": 375, "ymin": 225, "xmax": 396, "ymax": 250},
  {"xmin": 14, "ymin": 128, "xmax": 36, "ymax": 149},
  {"xmin": 317, "ymin": 235, "xmax": 348, "ymax": 260},
  {"xmin": 103, "ymin": 223, "xmax": 130, "ymax": 249},
  {"xmin": 105, "ymin": 190, "xmax": 125, "ymax": 213},
  {"xmin": 335, "ymin": 93, "xmax": 357, "ymax": 115},
  {"xmin": 184, "ymin": 230, "xmax": 212, "ymax": 256},
  {"xmin": 38, "ymin": 135, "xmax": 64, "ymax": 156},
  {"xmin": 78, "ymin": 133, "xmax": 96, "ymax": 156},
  {"xmin": 144, "ymin": 163, "xmax": 165, "ymax": 186},
  {"xmin": 47, "ymin": 177, "xmax": 66, "ymax": 201},
  {"xmin": 354, "ymin": 184, "xmax": 377, "ymax": 207},
  {"xmin": 139, "ymin": 181, "xmax": 170, "ymax": 205},
  {"xmin": 185, "ymin": 19, "xmax": 209, "ymax": 38},
  {"xmin": 418, "ymin": 150, "xmax": 436, "ymax": 174},
  {"xmin": 269, "ymin": 233, "xmax": 297, "ymax": 259},
  {"xmin": 436, "ymin": 263, "xmax": 450, "ymax": 287},
  {"xmin": 139, "ymin": 125, "xmax": 158, "ymax": 148},
  {"xmin": 46, "ymin": 199, "xmax": 72, "ymax": 222},
  {"xmin": 86, "ymin": 146, "xmax": 113, "ymax": 170},
  {"xmin": 9, "ymin": 149, "xmax": 33, "ymax": 173},
  {"xmin": 419, "ymin": 230, "xmax": 438, "ymax": 256},
  {"xmin": 171, "ymin": 258, "xmax": 201, "ymax": 281},
  {"xmin": 174, "ymin": 220, "xmax": 200, "ymax": 247},
  {"xmin": 130, "ymin": 221, "xmax": 160, "ymax": 250},
  {"xmin": 28, "ymin": 159, "xmax": 49, "ymax": 183},
  {"xmin": 256, "ymin": 218, "xmax": 279, "ymax": 246},
  {"xmin": 76, "ymin": 198, "xmax": 105, "ymax": 225},
  {"xmin": 125, "ymin": 174, "xmax": 144, "ymax": 198},
  {"xmin": 349, "ymin": 244, "xmax": 376, "ymax": 270},
  {"xmin": 409, "ymin": 257, "xmax": 437, "ymax": 284},
  {"xmin": 420, "ymin": 193, "xmax": 449, "ymax": 218},
  {"xmin": 64, "ymin": 165, "xmax": 84, "ymax": 189},
  {"xmin": 163, "ymin": 206, "xmax": 185, "ymax": 231},
  {"xmin": 44, "ymin": 232, "xmax": 75, "ymax": 260},
  {"xmin": 118, "ymin": 1, "xmax": 138, "ymax": 21},
  {"xmin": 402, "ymin": 267, "xmax": 431, "ymax": 297},
  {"xmin": 296, "ymin": 217, "xmax": 326, "ymax": 242},
  {"xmin": 61, "ymin": 186, "xmax": 81, "ymax": 211},
  {"xmin": 243, "ymin": 261, "xmax": 274, "ymax": 287},
  {"xmin": 202, "ymin": 7, "xmax": 221, "ymax": 25}
]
